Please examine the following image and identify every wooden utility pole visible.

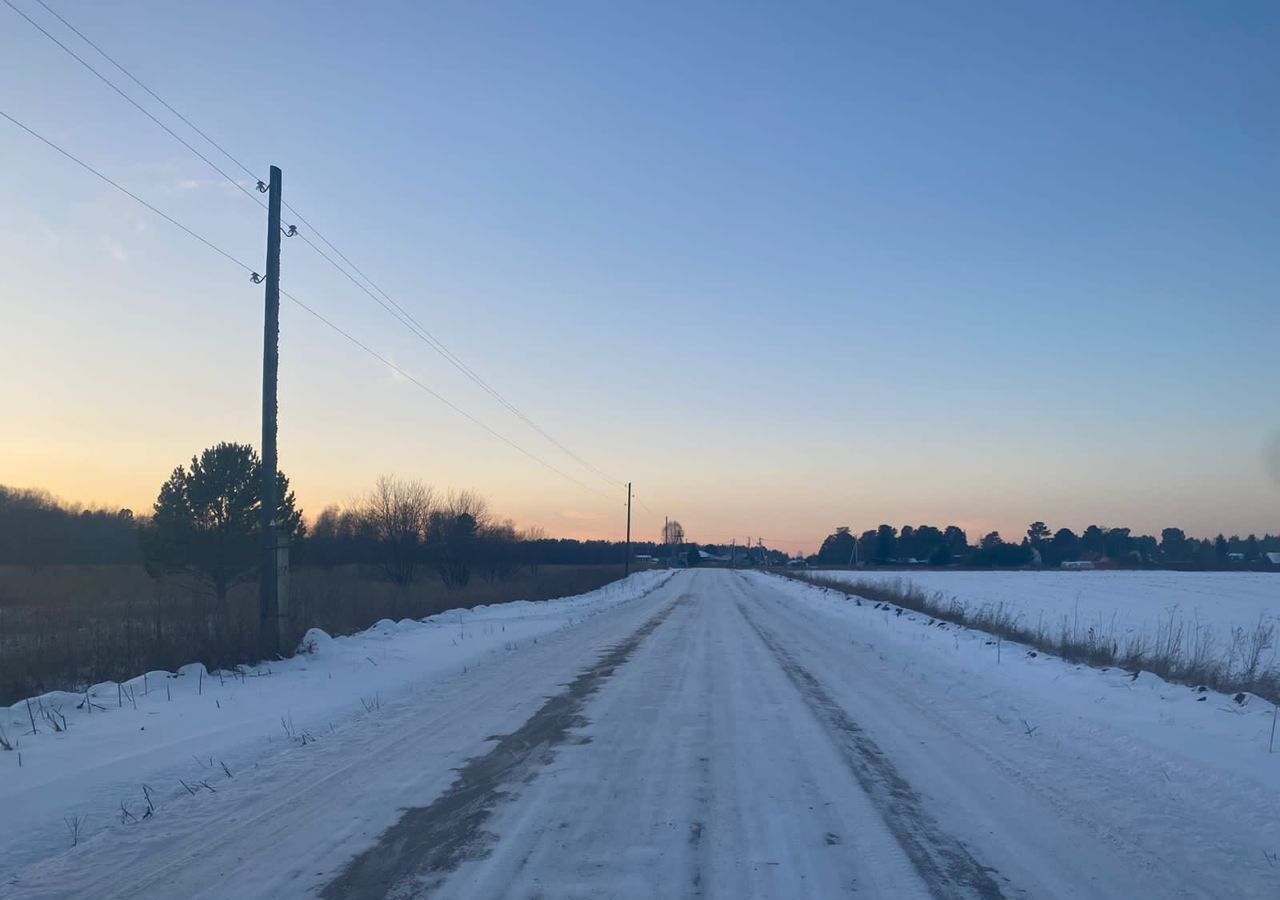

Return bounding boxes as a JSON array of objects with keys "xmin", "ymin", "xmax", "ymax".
[
  {"xmin": 624, "ymin": 482, "xmax": 633, "ymax": 576},
  {"xmin": 260, "ymin": 165, "xmax": 284, "ymax": 656}
]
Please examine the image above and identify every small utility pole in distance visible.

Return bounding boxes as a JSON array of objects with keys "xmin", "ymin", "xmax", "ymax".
[
  {"xmin": 624, "ymin": 482, "xmax": 633, "ymax": 576},
  {"xmin": 259, "ymin": 165, "xmax": 283, "ymax": 657}
]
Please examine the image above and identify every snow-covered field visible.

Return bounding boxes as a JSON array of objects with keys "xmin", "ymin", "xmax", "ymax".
[
  {"xmin": 0, "ymin": 571, "xmax": 671, "ymax": 882},
  {"xmin": 814, "ymin": 569, "xmax": 1280, "ymax": 666}
]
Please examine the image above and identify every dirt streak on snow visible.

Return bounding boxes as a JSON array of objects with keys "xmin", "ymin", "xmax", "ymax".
[
  {"xmin": 321, "ymin": 591, "xmax": 689, "ymax": 898},
  {"xmin": 736, "ymin": 602, "xmax": 1003, "ymax": 899}
]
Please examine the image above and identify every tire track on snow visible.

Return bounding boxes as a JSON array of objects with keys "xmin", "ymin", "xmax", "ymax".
[
  {"xmin": 322, "ymin": 592, "xmax": 689, "ymax": 899},
  {"xmin": 734, "ymin": 594, "xmax": 1007, "ymax": 900}
]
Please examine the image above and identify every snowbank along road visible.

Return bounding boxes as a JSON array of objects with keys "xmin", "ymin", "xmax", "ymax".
[{"xmin": 4, "ymin": 569, "xmax": 1277, "ymax": 898}]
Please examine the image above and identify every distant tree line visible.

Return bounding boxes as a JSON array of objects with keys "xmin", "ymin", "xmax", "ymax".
[
  {"xmin": 0, "ymin": 458, "xmax": 648, "ymax": 582},
  {"xmin": 10, "ymin": 458, "xmax": 1276, "ymax": 578},
  {"xmin": 814, "ymin": 522, "xmax": 1280, "ymax": 569},
  {"xmin": 0, "ymin": 485, "xmax": 141, "ymax": 565},
  {"xmin": 304, "ymin": 475, "xmax": 659, "ymax": 586}
]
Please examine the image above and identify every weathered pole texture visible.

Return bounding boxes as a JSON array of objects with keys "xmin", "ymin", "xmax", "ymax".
[{"xmin": 260, "ymin": 165, "xmax": 283, "ymax": 655}]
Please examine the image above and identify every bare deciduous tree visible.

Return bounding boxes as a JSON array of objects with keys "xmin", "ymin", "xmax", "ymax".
[
  {"xmin": 662, "ymin": 520, "xmax": 685, "ymax": 546},
  {"xmin": 444, "ymin": 488, "xmax": 489, "ymax": 527},
  {"xmin": 358, "ymin": 476, "xmax": 435, "ymax": 588}
]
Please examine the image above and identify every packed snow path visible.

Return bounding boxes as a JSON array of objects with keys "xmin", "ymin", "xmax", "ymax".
[{"xmin": 5, "ymin": 569, "xmax": 1277, "ymax": 898}]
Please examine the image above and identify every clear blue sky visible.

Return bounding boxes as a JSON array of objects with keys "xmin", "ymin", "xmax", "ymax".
[{"xmin": 2, "ymin": 0, "xmax": 1277, "ymax": 550}]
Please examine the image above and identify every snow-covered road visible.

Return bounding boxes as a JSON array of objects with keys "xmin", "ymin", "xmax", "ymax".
[{"xmin": 5, "ymin": 569, "xmax": 1277, "ymax": 898}]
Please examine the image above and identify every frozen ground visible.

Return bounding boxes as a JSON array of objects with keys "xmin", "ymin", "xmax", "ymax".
[
  {"xmin": 3, "ymin": 569, "xmax": 1279, "ymax": 898},
  {"xmin": 816, "ymin": 568, "xmax": 1280, "ymax": 662}
]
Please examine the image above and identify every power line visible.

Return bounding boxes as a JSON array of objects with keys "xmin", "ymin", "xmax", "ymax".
[
  {"xmin": 277, "ymin": 290, "xmax": 610, "ymax": 498},
  {"xmin": 0, "ymin": 107, "xmax": 612, "ymax": 500},
  {"xmin": 3, "ymin": 0, "xmax": 263, "ymax": 208},
  {"xmin": 30, "ymin": 0, "xmax": 261, "ymax": 186},
  {"xmin": 700, "ymin": 535, "xmax": 815, "ymax": 548},
  {"xmin": 0, "ymin": 109, "xmax": 253, "ymax": 274},
  {"xmin": 295, "ymin": 222, "xmax": 623, "ymax": 486},
  {"xmin": 13, "ymin": 0, "xmax": 622, "ymax": 489},
  {"xmin": 293, "ymin": 229, "xmax": 624, "ymax": 486}
]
